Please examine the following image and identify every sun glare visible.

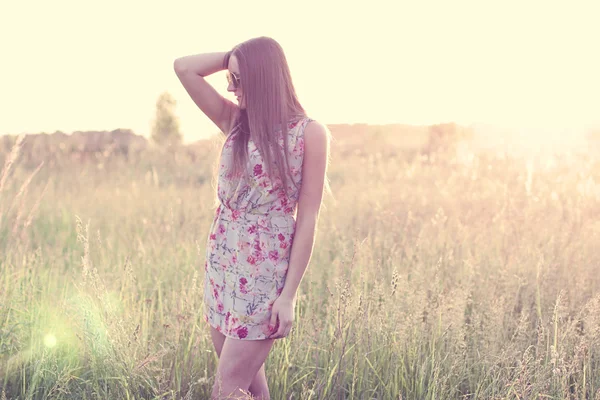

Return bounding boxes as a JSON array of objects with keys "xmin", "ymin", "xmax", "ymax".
[
  {"xmin": 0, "ymin": 1, "xmax": 598, "ymax": 143},
  {"xmin": 43, "ymin": 333, "xmax": 57, "ymax": 348}
]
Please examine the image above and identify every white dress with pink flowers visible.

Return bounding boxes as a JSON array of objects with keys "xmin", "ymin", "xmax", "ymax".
[{"xmin": 203, "ymin": 116, "xmax": 313, "ymax": 340}]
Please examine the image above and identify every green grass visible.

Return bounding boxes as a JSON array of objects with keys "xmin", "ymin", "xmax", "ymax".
[{"xmin": 1, "ymin": 135, "xmax": 600, "ymax": 399}]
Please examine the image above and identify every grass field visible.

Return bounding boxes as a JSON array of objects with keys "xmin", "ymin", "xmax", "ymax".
[{"xmin": 1, "ymin": 131, "xmax": 600, "ymax": 399}]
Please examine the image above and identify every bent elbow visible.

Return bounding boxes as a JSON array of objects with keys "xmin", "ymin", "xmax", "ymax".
[{"xmin": 173, "ymin": 58, "xmax": 187, "ymax": 74}]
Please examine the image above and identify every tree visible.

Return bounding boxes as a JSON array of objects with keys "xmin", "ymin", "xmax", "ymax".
[{"xmin": 151, "ymin": 92, "xmax": 182, "ymax": 147}]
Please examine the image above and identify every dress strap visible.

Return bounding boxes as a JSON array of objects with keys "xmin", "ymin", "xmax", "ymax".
[{"xmin": 298, "ymin": 116, "xmax": 313, "ymax": 137}]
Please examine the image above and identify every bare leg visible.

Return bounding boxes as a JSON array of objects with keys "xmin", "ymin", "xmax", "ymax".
[
  {"xmin": 211, "ymin": 335, "xmax": 275, "ymax": 399},
  {"xmin": 209, "ymin": 327, "xmax": 271, "ymax": 399},
  {"xmin": 248, "ymin": 363, "xmax": 269, "ymax": 399}
]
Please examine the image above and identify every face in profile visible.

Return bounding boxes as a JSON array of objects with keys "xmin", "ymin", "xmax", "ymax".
[{"xmin": 227, "ymin": 55, "xmax": 245, "ymax": 110}]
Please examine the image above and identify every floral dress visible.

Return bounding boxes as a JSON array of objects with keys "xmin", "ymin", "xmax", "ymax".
[{"xmin": 203, "ymin": 116, "xmax": 313, "ymax": 340}]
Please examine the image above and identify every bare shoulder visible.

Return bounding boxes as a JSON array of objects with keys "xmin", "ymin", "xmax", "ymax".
[
  {"xmin": 304, "ymin": 120, "xmax": 330, "ymax": 153},
  {"xmin": 297, "ymin": 119, "xmax": 329, "ymax": 211}
]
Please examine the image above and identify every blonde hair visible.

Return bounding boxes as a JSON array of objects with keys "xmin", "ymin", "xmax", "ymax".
[{"xmin": 223, "ymin": 36, "xmax": 307, "ymax": 198}]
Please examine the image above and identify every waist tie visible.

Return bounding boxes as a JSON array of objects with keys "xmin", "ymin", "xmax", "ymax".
[{"xmin": 216, "ymin": 203, "xmax": 296, "ymax": 234}]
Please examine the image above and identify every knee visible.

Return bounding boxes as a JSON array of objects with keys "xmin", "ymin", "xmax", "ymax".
[
  {"xmin": 214, "ymin": 364, "xmax": 253, "ymax": 392},
  {"xmin": 216, "ymin": 364, "xmax": 251, "ymax": 386},
  {"xmin": 211, "ymin": 378, "xmax": 253, "ymax": 400}
]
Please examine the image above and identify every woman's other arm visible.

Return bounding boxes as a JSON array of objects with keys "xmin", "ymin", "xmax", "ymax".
[{"xmin": 280, "ymin": 121, "xmax": 330, "ymax": 301}]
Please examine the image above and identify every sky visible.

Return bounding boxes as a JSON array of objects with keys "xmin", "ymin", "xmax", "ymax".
[{"xmin": 1, "ymin": 0, "xmax": 599, "ymax": 144}]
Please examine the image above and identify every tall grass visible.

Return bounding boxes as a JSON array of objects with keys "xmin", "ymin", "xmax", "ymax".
[{"xmin": 1, "ymin": 133, "xmax": 600, "ymax": 399}]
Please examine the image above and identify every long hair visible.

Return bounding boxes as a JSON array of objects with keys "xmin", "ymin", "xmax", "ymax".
[{"xmin": 223, "ymin": 36, "xmax": 307, "ymax": 198}]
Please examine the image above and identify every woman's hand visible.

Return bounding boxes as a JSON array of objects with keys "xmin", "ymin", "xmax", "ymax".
[{"xmin": 268, "ymin": 295, "xmax": 296, "ymax": 339}]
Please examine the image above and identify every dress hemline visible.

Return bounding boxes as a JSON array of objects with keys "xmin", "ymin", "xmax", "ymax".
[{"xmin": 203, "ymin": 314, "xmax": 283, "ymax": 341}]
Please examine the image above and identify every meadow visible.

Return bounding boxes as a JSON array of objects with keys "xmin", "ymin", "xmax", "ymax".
[{"xmin": 1, "ymin": 128, "xmax": 600, "ymax": 399}]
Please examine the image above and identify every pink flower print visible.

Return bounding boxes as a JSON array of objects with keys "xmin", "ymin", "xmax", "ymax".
[
  {"xmin": 217, "ymin": 303, "xmax": 224, "ymax": 313},
  {"xmin": 210, "ymin": 233, "xmax": 217, "ymax": 240},
  {"xmin": 269, "ymin": 250, "xmax": 279, "ymax": 262},
  {"xmin": 237, "ymin": 325, "xmax": 248, "ymax": 339},
  {"xmin": 254, "ymin": 251, "xmax": 265, "ymax": 264},
  {"xmin": 232, "ymin": 209, "xmax": 241, "ymax": 221},
  {"xmin": 213, "ymin": 288, "xmax": 219, "ymax": 298},
  {"xmin": 247, "ymin": 255, "xmax": 256, "ymax": 265},
  {"xmin": 248, "ymin": 225, "xmax": 257, "ymax": 234},
  {"xmin": 254, "ymin": 241, "xmax": 262, "ymax": 252},
  {"xmin": 218, "ymin": 224, "xmax": 226, "ymax": 234},
  {"xmin": 232, "ymin": 254, "xmax": 238, "ymax": 264},
  {"xmin": 254, "ymin": 164, "xmax": 263, "ymax": 176},
  {"xmin": 240, "ymin": 277, "xmax": 248, "ymax": 285},
  {"xmin": 279, "ymin": 241, "xmax": 289, "ymax": 249},
  {"xmin": 240, "ymin": 284, "xmax": 249, "ymax": 295},
  {"xmin": 278, "ymin": 233, "xmax": 285, "ymax": 242}
]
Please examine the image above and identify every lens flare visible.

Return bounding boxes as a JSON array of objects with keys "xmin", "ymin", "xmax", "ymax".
[{"xmin": 43, "ymin": 333, "xmax": 57, "ymax": 348}]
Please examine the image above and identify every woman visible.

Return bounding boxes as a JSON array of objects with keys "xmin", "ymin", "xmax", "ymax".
[{"xmin": 174, "ymin": 36, "xmax": 330, "ymax": 399}]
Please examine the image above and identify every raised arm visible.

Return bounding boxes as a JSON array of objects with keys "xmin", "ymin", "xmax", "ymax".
[{"xmin": 173, "ymin": 51, "xmax": 238, "ymax": 136}]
